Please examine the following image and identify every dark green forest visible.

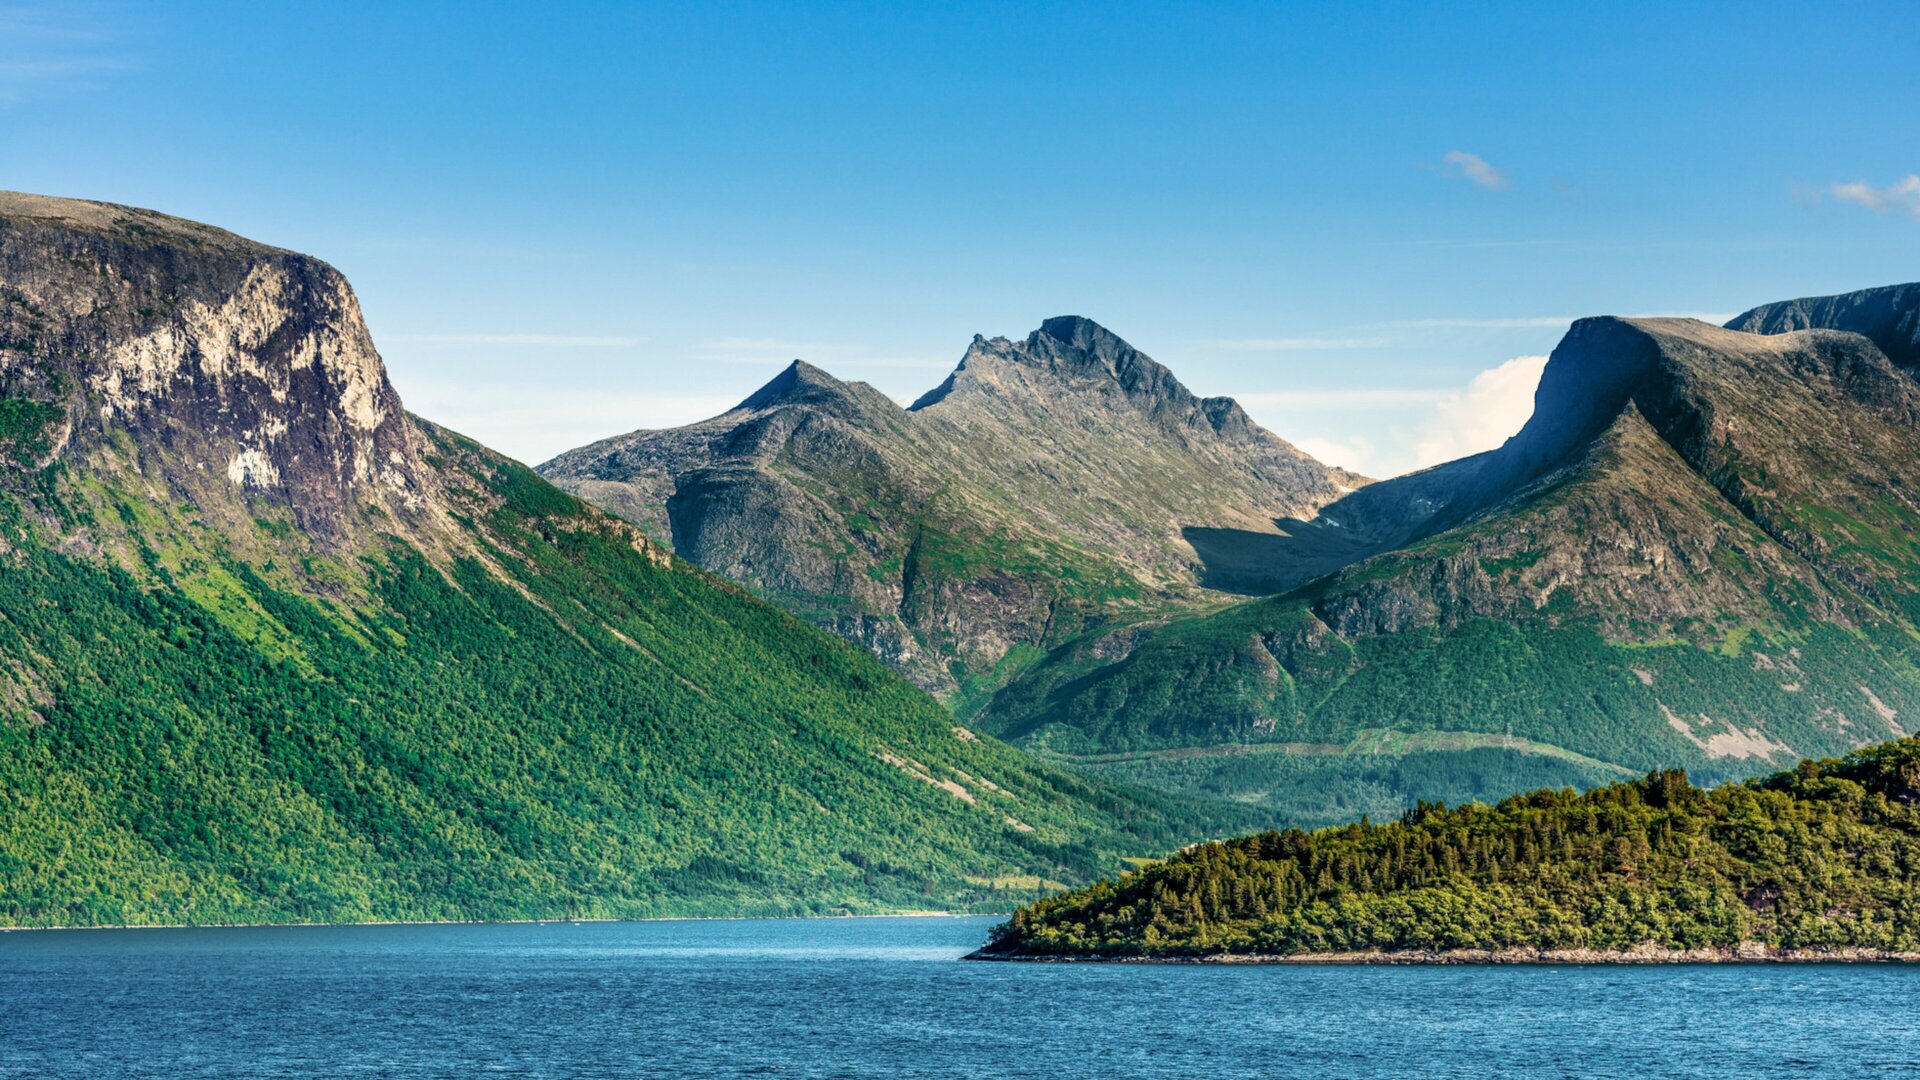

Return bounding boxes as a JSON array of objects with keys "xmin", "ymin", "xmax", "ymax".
[
  {"xmin": 1061, "ymin": 741, "xmax": 1629, "ymax": 830},
  {"xmin": 984, "ymin": 601, "xmax": 1920, "ymax": 787},
  {"xmin": 0, "ymin": 429, "xmax": 1257, "ymax": 927},
  {"xmin": 981, "ymin": 736, "xmax": 1920, "ymax": 958}
]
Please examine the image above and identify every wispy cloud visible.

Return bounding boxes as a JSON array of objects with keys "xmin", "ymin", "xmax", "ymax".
[
  {"xmin": 392, "ymin": 333, "xmax": 647, "ymax": 347},
  {"xmin": 1208, "ymin": 337, "xmax": 1392, "ymax": 352},
  {"xmin": 702, "ymin": 337, "xmax": 840, "ymax": 354},
  {"xmin": 698, "ymin": 338, "xmax": 950, "ymax": 369},
  {"xmin": 1236, "ymin": 388, "xmax": 1449, "ymax": 409},
  {"xmin": 0, "ymin": 5, "xmax": 127, "ymax": 104},
  {"xmin": 1827, "ymin": 175, "xmax": 1920, "ymax": 219},
  {"xmin": 1439, "ymin": 150, "xmax": 1510, "ymax": 191},
  {"xmin": 1393, "ymin": 316, "xmax": 1571, "ymax": 330}
]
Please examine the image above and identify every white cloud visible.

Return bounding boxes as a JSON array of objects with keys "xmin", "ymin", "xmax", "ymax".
[
  {"xmin": 1412, "ymin": 354, "xmax": 1548, "ymax": 468},
  {"xmin": 1440, "ymin": 150, "xmax": 1510, "ymax": 191},
  {"xmin": 1235, "ymin": 357, "xmax": 1546, "ymax": 477},
  {"xmin": 390, "ymin": 333, "xmax": 951, "ymax": 370},
  {"xmin": 1209, "ymin": 337, "xmax": 1392, "ymax": 352},
  {"xmin": 1293, "ymin": 435, "xmax": 1381, "ymax": 476},
  {"xmin": 1390, "ymin": 311, "xmax": 1732, "ymax": 332},
  {"xmin": 0, "ymin": 6, "xmax": 124, "ymax": 104},
  {"xmin": 840, "ymin": 357, "xmax": 955, "ymax": 369},
  {"xmin": 702, "ymin": 337, "xmax": 842, "ymax": 354},
  {"xmin": 1828, "ymin": 175, "xmax": 1920, "ymax": 218}
]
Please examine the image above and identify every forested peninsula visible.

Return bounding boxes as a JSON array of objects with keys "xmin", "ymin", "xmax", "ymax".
[{"xmin": 973, "ymin": 737, "xmax": 1920, "ymax": 963}]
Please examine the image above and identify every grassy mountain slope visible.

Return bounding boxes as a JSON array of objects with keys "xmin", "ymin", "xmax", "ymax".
[
  {"xmin": 539, "ymin": 318, "xmax": 1361, "ymax": 698},
  {"xmin": 0, "ymin": 192, "xmax": 1260, "ymax": 927},
  {"xmin": 971, "ymin": 305, "xmax": 1920, "ymax": 818},
  {"xmin": 977, "ymin": 736, "xmax": 1920, "ymax": 960}
]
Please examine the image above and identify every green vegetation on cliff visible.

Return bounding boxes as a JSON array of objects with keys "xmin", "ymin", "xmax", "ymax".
[
  {"xmin": 0, "ymin": 430, "xmax": 1258, "ymax": 927},
  {"xmin": 980, "ymin": 737, "xmax": 1920, "ymax": 958}
]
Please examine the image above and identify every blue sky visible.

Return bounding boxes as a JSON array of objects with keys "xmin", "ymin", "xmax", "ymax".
[{"xmin": 5, "ymin": 1, "xmax": 1917, "ymax": 476}]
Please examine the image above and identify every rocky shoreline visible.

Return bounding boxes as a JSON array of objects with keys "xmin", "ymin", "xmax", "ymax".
[{"xmin": 965, "ymin": 942, "xmax": 1920, "ymax": 965}]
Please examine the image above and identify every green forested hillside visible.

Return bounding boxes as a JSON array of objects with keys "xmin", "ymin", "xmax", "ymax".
[
  {"xmin": 0, "ymin": 424, "xmax": 1258, "ymax": 927},
  {"xmin": 979, "ymin": 736, "xmax": 1920, "ymax": 959},
  {"xmin": 0, "ymin": 192, "xmax": 1259, "ymax": 927},
  {"xmin": 975, "ymin": 310, "xmax": 1920, "ymax": 812}
]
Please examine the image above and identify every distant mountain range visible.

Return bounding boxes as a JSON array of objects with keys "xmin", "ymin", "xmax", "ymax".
[
  {"xmin": 540, "ymin": 317, "xmax": 1361, "ymax": 702},
  {"xmin": 553, "ymin": 283, "xmax": 1920, "ymax": 824},
  {"xmin": 0, "ymin": 193, "xmax": 1257, "ymax": 927},
  {"xmin": 9, "ymin": 188, "xmax": 1916, "ymax": 929}
]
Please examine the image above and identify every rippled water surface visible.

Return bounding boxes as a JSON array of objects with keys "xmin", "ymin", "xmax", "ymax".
[{"xmin": 2, "ymin": 916, "xmax": 1915, "ymax": 1077}]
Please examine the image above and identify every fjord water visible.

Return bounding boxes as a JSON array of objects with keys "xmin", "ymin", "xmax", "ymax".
[{"xmin": 2, "ymin": 917, "xmax": 1914, "ymax": 1078}]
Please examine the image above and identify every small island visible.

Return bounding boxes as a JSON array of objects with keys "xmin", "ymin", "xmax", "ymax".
[{"xmin": 971, "ymin": 736, "xmax": 1920, "ymax": 963}]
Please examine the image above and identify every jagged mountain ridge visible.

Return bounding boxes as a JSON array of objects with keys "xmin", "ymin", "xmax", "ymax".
[
  {"xmin": 0, "ymin": 192, "xmax": 1261, "ymax": 926},
  {"xmin": 540, "ymin": 316, "xmax": 1363, "ymax": 695},
  {"xmin": 972, "ymin": 288, "xmax": 1920, "ymax": 819},
  {"xmin": 1729, "ymin": 282, "xmax": 1920, "ymax": 370}
]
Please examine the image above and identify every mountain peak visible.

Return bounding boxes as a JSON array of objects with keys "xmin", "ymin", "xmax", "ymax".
[
  {"xmin": 907, "ymin": 317, "xmax": 1308, "ymax": 450},
  {"xmin": 733, "ymin": 358, "xmax": 856, "ymax": 411},
  {"xmin": 545, "ymin": 312, "xmax": 1367, "ymax": 695},
  {"xmin": 912, "ymin": 316, "xmax": 1188, "ymax": 414},
  {"xmin": 1024, "ymin": 315, "xmax": 1147, "ymax": 380},
  {"xmin": 1034, "ymin": 314, "xmax": 1122, "ymax": 351}
]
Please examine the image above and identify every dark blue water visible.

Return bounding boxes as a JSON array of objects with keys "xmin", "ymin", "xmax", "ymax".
[{"xmin": 2, "ymin": 916, "xmax": 1914, "ymax": 1078}]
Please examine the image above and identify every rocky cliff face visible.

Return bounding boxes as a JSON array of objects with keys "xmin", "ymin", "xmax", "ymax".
[
  {"xmin": 541, "ymin": 316, "xmax": 1362, "ymax": 695},
  {"xmin": 978, "ymin": 295, "xmax": 1920, "ymax": 811},
  {"xmin": 0, "ymin": 193, "xmax": 452, "ymax": 552}
]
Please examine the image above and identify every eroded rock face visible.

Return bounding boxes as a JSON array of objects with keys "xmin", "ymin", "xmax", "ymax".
[
  {"xmin": 0, "ymin": 192, "xmax": 435, "ymax": 546},
  {"xmin": 1314, "ymin": 554, "xmax": 1502, "ymax": 637},
  {"xmin": 541, "ymin": 316, "xmax": 1364, "ymax": 692}
]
